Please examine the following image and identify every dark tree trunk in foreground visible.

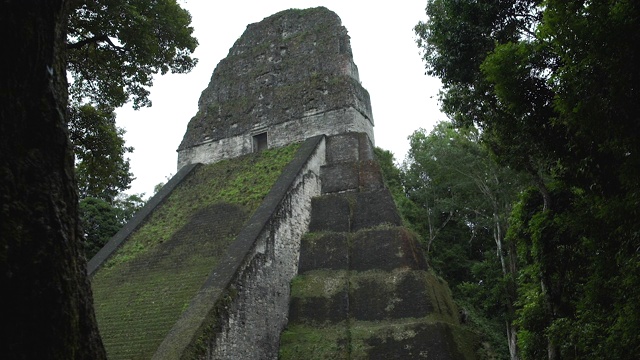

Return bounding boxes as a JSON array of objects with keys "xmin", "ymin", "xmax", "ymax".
[{"xmin": 0, "ymin": 2, "xmax": 106, "ymax": 359}]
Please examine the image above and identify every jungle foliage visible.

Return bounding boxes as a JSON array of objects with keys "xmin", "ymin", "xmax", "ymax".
[
  {"xmin": 67, "ymin": 0, "xmax": 198, "ymax": 110},
  {"xmin": 410, "ymin": 1, "xmax": 640, "ymax": 359},
  {"xmin": 79, "ymin": 194, "xmax": 145, "ymax": 259},
  {"xmin": 377, "ymin": 123, "xmax": 528, "ymax": 359},
  {"xmin": 67, "ymin": 0, "xmax": 197, "ymax": 195}
]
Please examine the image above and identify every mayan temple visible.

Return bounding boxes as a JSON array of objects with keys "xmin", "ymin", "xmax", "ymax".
[{"xmin": 89, "ymin": 7, "xmax": 477, "ymax": 359}]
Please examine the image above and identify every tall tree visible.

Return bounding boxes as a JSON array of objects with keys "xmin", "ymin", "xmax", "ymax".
[
  {"xmin": 67, "ymin": 0, "xmax": 199, "ymax": 203},
  {"xmin": 0, "ymin": 1, "xmax": 106, "ymax": 358},
  {"xmin": 403, "ymin": 122, "xmax": 527, "ymax": 358},
  {"xmin": 417, "ymin": 1, "xmax": 640, "ymax": 359},
  {"xmin": 415, "ymin": 0, "xmax": 557, "ymax": 207}
]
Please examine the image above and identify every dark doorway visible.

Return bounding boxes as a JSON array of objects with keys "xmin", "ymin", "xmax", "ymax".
[{"xmin": 253, "ymin": 132, "xmax": 268, "ymax": 152}]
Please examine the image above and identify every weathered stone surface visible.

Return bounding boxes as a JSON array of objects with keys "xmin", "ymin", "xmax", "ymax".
[
  {"xmin": 308, "ymin": 194, "xmax": 351, "ymax": 232},
  {"xmin": 326, "ymin": 132, "xmax": 361, "ymax": 163},
  {"xmin": 288, "ymin": 271, "xmax": 349, "ymax": 325},
  {"xmin": 356, "ymin": 132, "xmax": 375, "ymax": 161},
  {"xmin": 324, "ymin": 132, "xmax": 375, "ymax": 164},
  {"xmin": 320, "ymin": 133, "xmax": 382, "ymax": 194},
  {"xmin": 351, "ymin": 189, "xmax": 403, "ymax": 231},
  {"xmin": 358, "ymin": 160, "xmax": 385, "ymax": 191},
  {"xmin": 280, "ymin": 132, "xmax": 477, "ymax": 359},
  {"xmin": 350, "ymin": 321, "xmax": 472, "ymax": 360},
  {"xmin": 298, "ymin": 232, "xmax": 349, "ymax": 273},
  {"xmin": 349, "ymin": 270, "xmax": 435, "ymax": 321},
  {"xmin": 177, "ymin": 7, "xmax": 374, "ymax": 169},
  {"xmin": 320, "ymin": 162, "xmax": 359, "ymax": 193},
  {"xmin": 279, "ymin": 324, "xmax": 350, "ymax": 360},
  {"xmin": 319, "ymin": 162, "xmax": 384, "ymax": 194},
  {"xmin": 308, "ymin": 190, "xmax": 402, "ymax": 233},
  {"xmin": 350, "ymin": 227, "xmax": 427, "ymax": 272}
]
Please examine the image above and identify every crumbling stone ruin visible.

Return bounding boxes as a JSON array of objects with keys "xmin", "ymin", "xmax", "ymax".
[
  {"xmin": 89, "ymin": 7, "xmax": 477, "ymax": 359},
  {"xmin": 177, "ymin": 7, "xmax": 373, "ymax": 169}
]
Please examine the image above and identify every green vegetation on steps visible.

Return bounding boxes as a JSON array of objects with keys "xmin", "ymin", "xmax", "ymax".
[
  {"xmin": 103, "ymin": 143, "xmax": 299, "ymax": 268},
  {"xmin": 91, "ymin": 143, "xmax": 299, "ymax": 359}
]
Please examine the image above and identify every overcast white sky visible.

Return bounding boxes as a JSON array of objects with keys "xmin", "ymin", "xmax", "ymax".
[{"xmin": 115, "ymin": 1, "xmax": 445, "ymax": 197}]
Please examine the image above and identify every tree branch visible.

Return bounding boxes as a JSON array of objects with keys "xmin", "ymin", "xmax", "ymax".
[{"xmin": 67, "ymin": 34, "xmax": 124, "ymax": 52}]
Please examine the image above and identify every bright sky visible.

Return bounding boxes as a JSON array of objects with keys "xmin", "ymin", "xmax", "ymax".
[{"xmin": 116, "ymin": 1, "xmax": 444, "ymax": 197}]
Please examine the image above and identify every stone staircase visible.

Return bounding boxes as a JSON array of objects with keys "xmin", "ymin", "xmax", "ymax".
[{"xmin": 279, "ymin": 133, "xmax": 476, "ymax": 359}]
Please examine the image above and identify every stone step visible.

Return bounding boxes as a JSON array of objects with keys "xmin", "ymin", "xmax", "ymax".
[
  {"xmin": 298, "ymin": 228, "xmax": 427, "ymax": 274},
  {"xmin": 350, "ymin": 227, "xmax": 427, "ymax": 272},
  {"xmin": 320, "ymin": 160, "xmax": 384, "ymax": 194},
  {"xmin": 287, "ymin": 270, "xmax": 349, "ymax": 326},
  {"xmin": 281, "ymin": 317, "xmax": 475, "ymax": 360},
  {"xmin": 308, "ymin": 189, "xmax": 402, "ymax": 233},
  {"xmin": 349, "ymin": 319, "xmax": 476, "ymax": 360},
  {"xmin": 287, "ymin": 269, "xmax": 459, "ymax": 326},
  {"xmin": 349, "ymin": 269, "xmax": 457, "ymax": 323},
  {"xmin": 298, "ymin": 232, "xmax": 349, "ymax": 273},
  {"xmin": 279, "ymin": 323, "xmax": 349, "ymax": 360},
  {"xmin": 325, "ymin": 132, "xmax": 374, "ymax": 165},
  {"xmin": 307, "ymin": 194, "xmax": 351, "ymax": 232},
  {"xmin": 349, "ymin": 190, "xmax": 402, "ymax": 232},
  {"xmin": 281, "ymin": 132, "xmax": 478, "ymax": 358}
]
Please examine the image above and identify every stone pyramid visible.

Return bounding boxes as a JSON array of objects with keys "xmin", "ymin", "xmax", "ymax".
[{"xmin": 89, "ymin": 7, "xmax": 478, "ymax": 359}]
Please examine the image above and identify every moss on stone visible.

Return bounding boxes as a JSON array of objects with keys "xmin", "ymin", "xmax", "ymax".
[
  {"xmin": 179, "ymin": 285, "xmax": 240, "ymax": 359},
  {"xmin": 284, "ymin": 238, "xmax": 476, "ymax": 357},
  {"xmin": 290, "ymin": 270, "xmax": 349, "ymax": 299},
  {"xmin": 279, "ymin": 323, "xmax": 349, "ymax": 360},
  {"xmin": 349, "ymin": 320, "xmax": 470, "ymax": 359},
  {"xmin": 91, "ymin": 143, "xmax": 299, "ymax": 360},
  {"xmin": 451, "ymin": 324, "xmax": 482, "ymax": 360},
  {"xmin": 104, "ymin": 143, "xmax": 298, "ymax": 268}
]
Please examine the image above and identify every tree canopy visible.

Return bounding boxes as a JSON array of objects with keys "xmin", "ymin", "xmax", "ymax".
[
  {"xmin": 416, "ymin": 1, "xmax": 640, "ymax": 359},
  {"xmin": 399, "ymin": 121, "xmax": 527, "ymax": 358},
  {"xmin": 69, "ymin": 104, "xmax": 134, "ymax": 201},
  {"xmin": 66, "ymin": 0, "xmax": 198, "ymax": 199},
  {"xmin": 80, "ymin": 194, "xmax": 145, "ymax": 259},
  {"xmin": 67, "ymin": 0, "xmax": 198, "ymax": 109}
]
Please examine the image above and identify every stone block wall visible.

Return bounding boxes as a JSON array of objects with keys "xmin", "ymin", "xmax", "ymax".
[{"xmin": 177, "ymin": 107, "xmax": 373, "ymax": 170}]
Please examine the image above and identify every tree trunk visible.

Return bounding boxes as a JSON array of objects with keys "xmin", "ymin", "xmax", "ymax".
[
  {"xmin": 506, "ymin": 321, "xmax": 520, "ymax": 360},
  {"xmin": 0, "ymin": 2, "xmax": 106, "ymax": 359},
  {"xmin": 494, "ymin": 221, "xmax": 520, "ymax": 360}
]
